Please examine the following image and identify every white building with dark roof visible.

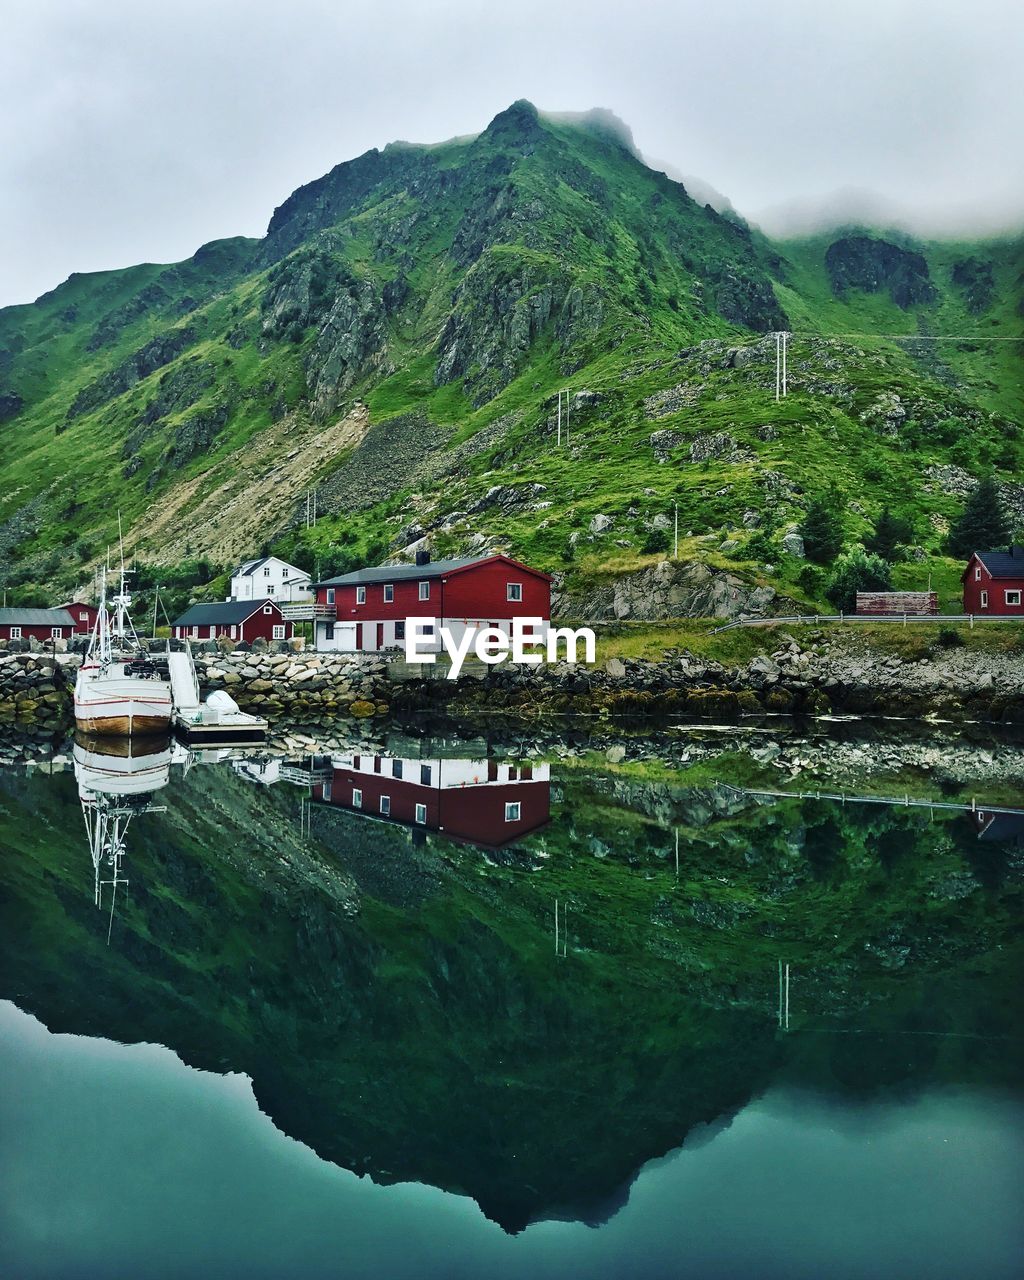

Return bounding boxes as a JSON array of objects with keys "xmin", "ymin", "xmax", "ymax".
[{"xmin": 229, "ymin": 556, "xmax": 312, "ymax": 604}]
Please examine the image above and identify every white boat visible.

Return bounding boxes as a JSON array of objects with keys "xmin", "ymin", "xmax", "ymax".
[{"xmin": 74, "ymin": 566, "xmax": 173, "ymax": 737}]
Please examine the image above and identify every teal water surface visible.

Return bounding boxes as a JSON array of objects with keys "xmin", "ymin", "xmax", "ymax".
[{"xmin": 1, "ymin": 730, "xmax": 1022, "ymax": 1277}]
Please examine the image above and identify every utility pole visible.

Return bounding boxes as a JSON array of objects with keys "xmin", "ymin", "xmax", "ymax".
[
  {"xmin": 775, "ymin": 332, "xmax": 781, "ymax": 402},
  {"xmin": 556, "ymin": 393, "xmax": 562, "ymax": 447},
  {"xmin": 673, "ymin": 503, "xmax": 679, "ymax": 559},
  {"xmin": 782, "ymin": 331, "xmax": 789, "ymax": 398}
]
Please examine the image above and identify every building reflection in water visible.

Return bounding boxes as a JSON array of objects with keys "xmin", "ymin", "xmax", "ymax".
[{"xmin": 314, "ymin": 752, "xmax": 551, "ymax": 848}]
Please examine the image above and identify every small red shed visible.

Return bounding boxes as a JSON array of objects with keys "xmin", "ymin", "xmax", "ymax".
[
  {"xmin": 56, "ymin": 601, "xmax": 101, "ymax": 635},
  {"xmin": 171, "ymin": 599, "xmax": 295, "ymax": 643},
  {"xmin": 0, "ymin": 607, "xmax": 77, "ymax": 643},
  {"xmin": 962, "ymin": 547, "xmax": 1024, "ymax": 616}
]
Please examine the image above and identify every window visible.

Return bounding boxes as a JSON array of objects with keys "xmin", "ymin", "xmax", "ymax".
[
  {"xmin": 209, "ymin": 626, "xmax": 217, "ymax": 638},
  {"xmin": 980, "ymin": 591, "xmax": 989, "ymax": 608},
  {"xmin": 324, "ymin": 623, "xmax": 334, "ymax": 641},
  {"xmin": 326, "ymin": 588, "xmax": 335, "ymax": 605},
  {"xmin": 504, "ymin": 802, "xmax": 521, "ymax": 822},
  {"xmin": 1006, "ymin": 590, "xmax": 1022, "ymax": 606},
  {"xmin": 263, "ymin": 605, "xmax": 273, "ymax": 614},
  {"xmin": 392, "ymin": 759, "xmax": 403, "ymax": 779},
  {"xmin": 267, "ymin": 586, "xmax": 275, "ymax": 595},
  {"xmin": 230, "ymin": 625, "xmax": 237, "ymax": 639},
  {"xmin": 191, "ymin": 626, "xmax": 199, "ymax": 638},
  {"xmin": 380, "ymin": 795, "xmax": 391, "ymax": 816},
  {"xmin": 418, "ymin": 581, "xmax": 430, "ymax": 601},
  {"xmin": 356, "ymin": 586, "xmax": 366, "ymax": 605},
  {"xmin": 507, "ymin": 582, "xmax": 523, "ymax": 602},
  {"xmin": 51, "ymin": 627, "xmax": 62, "ymax": 638},
  {"xmin": 415, "ymin": 803, "xmax": 427, "ymax": 824},
  {"xmin": 975, "ymin": 568, "xmax": 982, "ymax": 581},
  {"xmin": 9, "ymin": 627, "xmax": 20, "ymax": 639},
  {"xmin": 272, "ymin": 625, "xmax": 286, "ymax": 639},
  {"xmin": 352, "ymin": 788, "xmax": 362, "ymax": 809},
  {"xmin": 264, "ymin": 566, "xmax": 271, "ymax": 576},
  {"xmin": 383, "ymin": 584, "xmax": 394, "ymax": 603},
  {"xmin": 395, "ymin": 621, "xmax": 406, "ymax": 641},
  {"xmin": 420, "ymin": 764, "xmax": 432, "ymax": 786},
  {"xmin": 79, "ymin": 611, "xmax": 88, "ymax": 622}
]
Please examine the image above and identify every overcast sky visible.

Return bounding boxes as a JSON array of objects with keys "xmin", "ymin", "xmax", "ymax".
[{"xmin": 2, "ymin": 0, "xmax": 1022, "ymax": 308}]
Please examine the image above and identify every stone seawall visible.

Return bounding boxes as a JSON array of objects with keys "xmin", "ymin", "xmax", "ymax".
[
  {"xmin": 0, "ymin": 653, "xmax": 77, "ymax": 728},
  {"xmin": 196, "ymin": 650, "xmax": 392, "ymax": 718}
]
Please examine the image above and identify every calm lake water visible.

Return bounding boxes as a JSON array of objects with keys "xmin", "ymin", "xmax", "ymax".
[{"xmin": 1, "ymin": 728, "xmax": 1022, "ymax": 1278}]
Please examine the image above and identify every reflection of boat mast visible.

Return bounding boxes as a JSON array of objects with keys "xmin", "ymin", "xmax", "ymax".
[{"xmin": 80, "ymin": 792, "xmax": 167, "ymax": 943}]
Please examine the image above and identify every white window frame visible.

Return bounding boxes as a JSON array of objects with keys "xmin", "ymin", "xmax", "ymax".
[
  {"xmin": 9, "ymin": 626, "xmax": 21, "ymax": 639},
  {"xmin": 272, "ymin": 624, "xmax": 286, "ymax": 639},
  {"xmin": 352, "ymin": 788, "xmax": 362, "ymax": 809},
  {"xmin": 262, "ymin": 605, "xmax": 273, "ymax": 615},
  {"xmin": 326, "ymin": 588, "xmax": 336, "ymax": 605},
  {"xmin": 380, "ymin": 795, "xmax": 391, "ymax": 816},
  {"xmin": 191, "ymin": 626, "xmax": 199, "ymax": 638},
  {"xmin": 418, "ymin": 581, "xmax": 430, "ymax": 601},
  {"xmin": 507, "ymin": 582, "xmax": 523, "ymax": 602},
  {"xmin": 264, "ymin": 566, "xmax": 271, "ymax": 576},
  {"xmin": 267, "ymin": 585, "xmax": 275, "ymax": 595},
  {"xmin": 504, "ymin": 801, "xmax": 521, "ymax": 822},
  {"xmin": 51, "ymin": 627, "xmax": 62, "ymax": 638},
  {"xmin": 1005, "ymin": 590, "xmax": 1022, "ymax": 606},
  {"xmin": 974, "ymin": 567, "xmax": 982, "ymax": 581},
  {"xmin": 356, "ymin": 586, "xmax": 366, "ymax": 605},
  {"xmin": 230, "ymin": 625, "xmax": 237, "ymax": 639},
  {"xmin": 980, "ymin": 591, "xmax": 989, "ymax": 608},
  {"xmin": 415, "ymin": 802, "xmax": 427, "ymax": 824},
  {"xmin": 79, "ymin": 611, "xmax": 89, "ymax": 622},
  {"xmin": 383, "ymin": 583, "xmax": 394, "ymax": 603}
]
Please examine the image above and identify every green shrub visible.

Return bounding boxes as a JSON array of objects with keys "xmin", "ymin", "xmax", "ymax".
[
  {"xmin": 641, "ymin": 528, "xmax": 670, "ymax": 554},
  {"xmin": 825, "ymin": 548, "xmax": 893, "ymax": 612},
  {"xmin": 936, "ymin": 626, "xmax": 965, "ymax": 648}
]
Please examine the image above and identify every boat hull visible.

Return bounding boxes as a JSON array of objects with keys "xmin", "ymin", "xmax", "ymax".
[{"xmin": 74, "ymin": 667, "xmax": 173, "ymax": 738}]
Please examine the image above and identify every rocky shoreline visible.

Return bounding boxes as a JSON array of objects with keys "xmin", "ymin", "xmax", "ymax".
[{"xmin": 1, "ymin": 629, "xmax": 1021, "ymax": 728}]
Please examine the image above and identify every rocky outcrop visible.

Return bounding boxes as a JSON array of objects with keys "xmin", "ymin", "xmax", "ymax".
[
  {"xmin": 195, "ymin": 649, "xmax": 391, "ymax": 717},
  {"xmin": 66, "ymin": 326, "xmax": 197, "ymax": 421},
  {"xmin": 825, "ymin": 235, "xmax": 936, "ymax": 309},
  {"xmin": 554, "ymin": 559, "xmax": 780, "ymax": 621}
]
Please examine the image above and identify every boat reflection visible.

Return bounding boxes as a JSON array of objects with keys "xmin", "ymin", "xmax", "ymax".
[{"xmin": 74, "ymin": 734, "xmax": 171, "ymax": 934}]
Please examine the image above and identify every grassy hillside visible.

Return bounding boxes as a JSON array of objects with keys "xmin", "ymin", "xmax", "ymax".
[{"xmin": 0, "ymin": 100, "xmax": 1021, "ymax": 614}]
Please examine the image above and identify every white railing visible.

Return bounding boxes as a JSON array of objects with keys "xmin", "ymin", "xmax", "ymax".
[{"xmin": 279, "ymin": 602, "xmax": 335, "ymax": 621}]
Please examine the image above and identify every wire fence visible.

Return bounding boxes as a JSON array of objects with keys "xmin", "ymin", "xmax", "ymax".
[{"xmin": 710, "ymin": 613, "xmax": 1022, "ymax": 634}]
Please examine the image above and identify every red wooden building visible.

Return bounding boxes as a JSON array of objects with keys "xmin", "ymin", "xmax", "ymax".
[
  {"xmin": 171, "ymin": 599, "xmax": 295, "ymax": 643},
  {"xmin": 56, "ymin": 601, "xmax": 101, "ymax": 635},
  {"xmin": 315, "ymin": 752, "xmax": 551, "ymax": 848},
  {"xmin": 311, "ymin": 551, "xmax": 551, "ymax": 652},
  {"xmin": 962, "ymin": 547, "xmax": 1024, "ymax": 616},
  {"xmin": 0, "ymin": 607, "xmax": 76, "ymax": 642}
]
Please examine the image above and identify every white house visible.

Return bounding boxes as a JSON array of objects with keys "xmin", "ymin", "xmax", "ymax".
[{"xmin": 229, "ymin": 556, "xmax": 312, "ymax": 603}]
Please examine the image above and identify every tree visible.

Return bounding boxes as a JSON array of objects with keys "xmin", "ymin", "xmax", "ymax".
[
  {"xmin": 865, "ymin": 507, "xmax": 914, "ymax": 562},
  {"xmin": 641, "ymin": 528, "xmax": 670, "ymax": 555},
  {"xmin": 946, "ymin": 474, "xmax": 1010, "ymax": 559},
  {"xmin": 825, "ymin": 548, "xmax": 892, "ymax": 612},
  {"xmin": 800, "ymin": 489, "xmax": 845, "ymax": 565}
]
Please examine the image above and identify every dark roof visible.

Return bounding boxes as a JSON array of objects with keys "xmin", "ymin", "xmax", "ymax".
[
  {"xmin": 172, "ymin": 600, "xmax": 280, "ymax": 626},
  {"xmin": 315, "ymin": 554, "xmax": 550, "ymax": 587},
  {"xmin": 0, "ymin": 607, "xmax": 75, "ymax": 627},
  {"xmin": 969, "ymin": 547, "xmax": 1024, "ymax": 579}
]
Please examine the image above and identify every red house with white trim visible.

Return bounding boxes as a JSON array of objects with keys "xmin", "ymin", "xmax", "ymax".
[
  {"xmin": 311, "ymin": 551, "xmax": 551, "ymax": 653},
  {"xmin": 171, "ymin": 599, "xmax": 295, "ymax": 643},
  {"xmin": 56, "ymin": 601, "xmax": 101, "ymax": 635},
  {"xmin": 315, "ymin": 752, "xmax": 551, "ymax": 848},
  {"xmin": 962, "ymin": 547, "xmax": 1024, "ymax": 616},
  {"xmin": 0, "ymin": 607, "xmax": 77, "ymax": 643}
]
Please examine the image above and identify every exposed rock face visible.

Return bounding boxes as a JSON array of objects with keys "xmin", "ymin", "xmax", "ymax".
[
  {"xmin": 306, "ymin": 279, "xmax": 393, "ymax": 417},
  {"xmin": 924, "ymin": 465, "xmax": 1024, "ymax": 527},
  {"xmin": 649, "ymin": 429, "xmax": 685, "ymax": 462},
  {"xmin": 781, "ymin": 532, "xmax": 805, "ymax": 558},
  {"xmin": 554, "ymin": 559, "xmax": 779, "ymax": 621},
  {"xmin": 66, "ymin": 326, "xmax": 196, "ymax": 421},
  {"xmin": 951, "ymin": 257, "xmax": 995, "ymax": 314},
  {"xmin": 860, "ymin": 392, "xmax": 907, "ymax": 436},
  {"xmin": 688, "ymin": 432, "xmax": 752, "ymax": 464},
  {"xmin": 643, "ymin": 383, "xmax": 702, "ymax": 419},
  {"xmin": 825, "ymin": 236, "xmax": 937, "ymax": 309}
]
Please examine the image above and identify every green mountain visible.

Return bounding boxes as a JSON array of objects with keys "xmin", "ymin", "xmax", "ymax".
[{"xmin": 1, "ymin": 100, "xmax": 1021, "ymax": 611}]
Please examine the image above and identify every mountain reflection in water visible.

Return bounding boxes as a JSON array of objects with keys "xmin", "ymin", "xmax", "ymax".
[{"xmin": 0, "ymin": 726, "xmax": 1022, "ymax": 1270}]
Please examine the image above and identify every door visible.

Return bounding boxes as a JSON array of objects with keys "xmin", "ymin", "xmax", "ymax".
[{"xmin": 376, "ymin": 623, "xmax": 384, "ymax": 650}]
